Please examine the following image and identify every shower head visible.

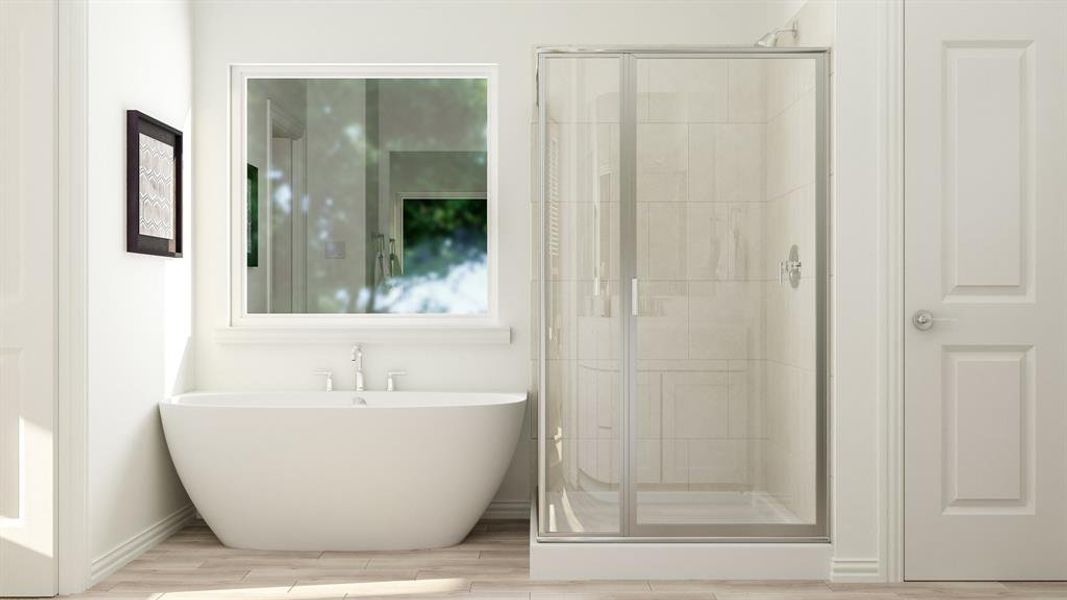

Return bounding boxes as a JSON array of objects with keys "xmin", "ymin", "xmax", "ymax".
[
  {"xmin": 754, "ymin": 31, "xmax": 780, "ymax": 48},
  {"xmin": 755, "ymin": 20, "xmax": 798, "ymax": 48}
]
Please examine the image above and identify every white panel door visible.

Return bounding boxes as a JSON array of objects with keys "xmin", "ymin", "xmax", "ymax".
[
  {"xmin": 0, "ymin": 0, "xmax": 58, "ymax": 595},
  {"xmin": 905, "ymin": 0, "xmax": 1067, "ymax": 580}
]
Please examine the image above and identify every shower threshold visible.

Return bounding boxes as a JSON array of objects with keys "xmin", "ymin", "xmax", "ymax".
[{"xmin": 529, "ymin": 504, "xmax": 832, "ymax": 580}]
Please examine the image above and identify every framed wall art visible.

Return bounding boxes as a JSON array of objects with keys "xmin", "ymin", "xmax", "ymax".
[{"xmin": 127, "ymin": 110, "xmax": 183, "ymax": 257}]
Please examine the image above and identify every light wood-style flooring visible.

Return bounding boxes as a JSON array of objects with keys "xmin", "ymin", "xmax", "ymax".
[{"xmin": 67, "ymin": 520, "xmax": 1067, "ymax": 600}]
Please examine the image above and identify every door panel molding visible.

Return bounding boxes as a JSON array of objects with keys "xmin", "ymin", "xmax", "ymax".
[
  {"xmin": 941, "ymin": 41, "xmax": 1035, "ymax": 303},
  {"xmin": 940, "ymin": 345, "xmax": 1034, "ymax": 515}
]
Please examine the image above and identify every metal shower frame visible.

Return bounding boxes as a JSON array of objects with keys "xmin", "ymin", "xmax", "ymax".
[{"xmin": 536, "ymin": 46, "xmax": 832, "ymax": 543}]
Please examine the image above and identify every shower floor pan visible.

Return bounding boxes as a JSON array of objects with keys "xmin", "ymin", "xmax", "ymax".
[{"xmin": 544, "ymin": 489, "xmax": 802, "ymax": 534}]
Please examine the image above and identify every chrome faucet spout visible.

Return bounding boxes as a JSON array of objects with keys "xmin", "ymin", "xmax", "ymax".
[{"xmin": 351, "ymin": 345, "xmax": 365, "ymax": 392}]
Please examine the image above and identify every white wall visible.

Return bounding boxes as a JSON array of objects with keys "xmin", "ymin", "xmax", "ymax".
[
  {"xmin": 764, "ymin": 1, "xmax": 803, "ymax": 31},
  {"xmin": 764, "ymin": 0, "xmax": 890, "ymax": 580},
  {"xmin": 86, "ymin": 0, "xmax": 194, "ymax": 561},
  {"xmin": 193, "ymin": 0, "xmax": 770, "ymax": 512},
  {"xmin": 830, "ymin": 0, "xmax": 889, "ymax": 580}
]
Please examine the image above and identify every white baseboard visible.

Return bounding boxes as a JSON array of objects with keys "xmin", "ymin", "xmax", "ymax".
[
  {"xmin": 89, "ymin": 504, "xmax": 196, "ymax": 586},
  {"xmin": 830, "ymin": 557, "xmax": 884, "ymax": 582},
  {"xmin": 483, "ymin": 500, "xmax": 530, "ymax": 520}
]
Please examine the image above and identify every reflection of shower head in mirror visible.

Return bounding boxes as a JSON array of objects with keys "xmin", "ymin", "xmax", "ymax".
[{"xmin": 388, "ymin": 237, "xmax": 402, "ymax": 277}]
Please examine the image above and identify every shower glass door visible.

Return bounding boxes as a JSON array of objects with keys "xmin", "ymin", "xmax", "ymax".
[
  {"xmin": 539, "ymin": 49, "xmax": 828, "ymax": 540},
  {"xmin": 629, "ymin": 53, "xmax": 827, "ymax": 539}
]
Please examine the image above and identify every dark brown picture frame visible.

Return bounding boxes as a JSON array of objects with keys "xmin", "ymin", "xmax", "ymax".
[{"xmin": 127, "ymin": 110, "xmax": 183, "ymax": 258}]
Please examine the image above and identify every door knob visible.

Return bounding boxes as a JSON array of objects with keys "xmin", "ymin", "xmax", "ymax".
[
  {"xmin": 912, "ymin": 309, "xmax": 956, "ymax": 331},
  {"xmin": 913, "ymin": 310, "xmax": 934, "ymax": 330}
]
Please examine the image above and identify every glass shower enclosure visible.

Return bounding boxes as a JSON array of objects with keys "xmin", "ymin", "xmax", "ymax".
[{"xmin": 537, "ymin": 48, "xmax": 830, "ymax": 541}]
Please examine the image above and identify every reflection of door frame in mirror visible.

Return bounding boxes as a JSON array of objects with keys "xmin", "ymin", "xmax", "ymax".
[
  {"xmin": 227, "ymin": 64, "xmax": 505, "ymax": 342},
  {"xmin": 266, "ymin": 100, "xmax": 307, "ymax": 313},
  {"xmin": 390, "ymin": 191, "xmax": 489, "ymax": 278}
]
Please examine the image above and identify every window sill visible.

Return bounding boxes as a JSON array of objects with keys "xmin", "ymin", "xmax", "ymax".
[{"xmin": 213, "ymin": 324, "xmax": 511, "ymax": 345}]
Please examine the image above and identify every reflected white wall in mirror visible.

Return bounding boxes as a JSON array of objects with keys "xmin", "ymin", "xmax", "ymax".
[{"xmin": 237, "ymin": 67, "xmax": 494, "ymax": 317}]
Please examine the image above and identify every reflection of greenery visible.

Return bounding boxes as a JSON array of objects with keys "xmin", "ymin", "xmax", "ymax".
[
  {"xmin": 371, "ymin": 196, "xmax": 488, "ymax": 314},
  {"xmin": 247, "ymin": 164, "xmax": 258, "ymax": 267},
  {"xmin": 401, "ymin": 198, "xmax": 487, "ymax": 278}
]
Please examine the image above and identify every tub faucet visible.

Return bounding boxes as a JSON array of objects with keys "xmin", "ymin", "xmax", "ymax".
[
  {"xmin": 386, "ymin": 370, "xmax": 407, "ymax": 392},
  {"xmin": 313, "ymin": 369, "xmax": 334, "ymax": 392},
  {"xmin": 351, "ymin": 345, "xmax": 365, "ymax": 392}
]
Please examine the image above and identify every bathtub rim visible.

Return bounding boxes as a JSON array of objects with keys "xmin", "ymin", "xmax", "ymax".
[{"xmin": 162, "ymin": 390, "xmax": 528, "ymax": 410}]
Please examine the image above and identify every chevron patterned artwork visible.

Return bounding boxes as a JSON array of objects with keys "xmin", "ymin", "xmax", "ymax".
[
  {"xmin": 127, "ymin": 110, "xmax": 182, "ymax": 257},
  {"xmin": 137, "ymin": 133, "xmax": 176, "ymax": 240}
]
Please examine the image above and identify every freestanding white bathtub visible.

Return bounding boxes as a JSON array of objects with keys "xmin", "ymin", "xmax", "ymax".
[{"xmin": 160, "ymin": 391, "xmax": 526, "ymax": 551}]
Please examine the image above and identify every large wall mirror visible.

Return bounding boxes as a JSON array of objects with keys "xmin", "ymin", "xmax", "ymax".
[{"xmin": 233, "ymin": 66, "xmax": 496, "ymax": 320}]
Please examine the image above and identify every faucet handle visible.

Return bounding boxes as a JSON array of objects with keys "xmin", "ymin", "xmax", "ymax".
[
  {"xmin": 386, "ymin": 370, "xmax": 407, "ymax": 392},
  {"xmin": 351, "ymin": 344, "xmax": 362, "ymax": 361},
  {"xmin": 313, "ymin": 369, "xmax": 334, "ymax": 392}
]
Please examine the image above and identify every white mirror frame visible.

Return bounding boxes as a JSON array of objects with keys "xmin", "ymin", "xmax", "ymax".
[{"xmin": 222, "ymin": 64, "xmax": 507, "ymax": 344}]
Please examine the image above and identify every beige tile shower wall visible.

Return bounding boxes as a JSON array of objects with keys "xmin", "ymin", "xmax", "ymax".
[
  {"xmin": 760, "ymin": 56, "xmax": 818, "ymax": 523},
  {"xmin": 539, "ymin": 54, "xmax": 824, "ymax": 517},
  {"xmin": 634, "ymin": 59, "xmax": 767, "ymax": 492}
]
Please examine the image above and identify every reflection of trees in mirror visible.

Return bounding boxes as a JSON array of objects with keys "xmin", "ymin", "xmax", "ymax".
[
  {"xmin": 404, "ymin": 198, "xmax": 486, "ymax": 276},
  {"xmin": 373, "ymin": 198, "xmax": 488, "ymax": 314}
]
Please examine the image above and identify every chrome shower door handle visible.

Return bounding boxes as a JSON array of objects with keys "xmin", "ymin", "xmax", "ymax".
[{"xmin": 631, "ymin": 278, "xmax": 639, "ymax": 316}]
